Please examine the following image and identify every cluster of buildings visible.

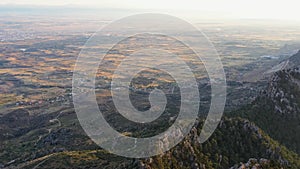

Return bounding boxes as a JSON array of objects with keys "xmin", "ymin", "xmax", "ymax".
[{"xmin": 14, "ymin": 93, "xmax": 72, "ymax": 107}]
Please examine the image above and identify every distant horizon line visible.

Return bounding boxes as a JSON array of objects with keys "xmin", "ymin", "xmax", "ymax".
[{"xmin": 1, "ymin": 4, "xmax": 300, "ymax": 23}]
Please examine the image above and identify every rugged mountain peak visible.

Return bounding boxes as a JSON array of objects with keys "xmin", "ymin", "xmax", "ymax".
[
  {"xmin": 287, "ymin": 49, "xmax": 300, "ymax": 69},
  {"xmin": 264, "ymin": 50, "xmax": 300, "ymax": 115},
  {"xmin": 239, "ymin": 50, "xmax": 300, "ymax": 154}
]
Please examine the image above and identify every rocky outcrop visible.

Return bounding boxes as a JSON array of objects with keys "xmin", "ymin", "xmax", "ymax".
[
  {"xmin": 230, "ymin": 158, "xmax": 270, "ymax": 169},
  {"xmin": 264, "ymin": 67, "xmax": 300, "ymax": 115}
]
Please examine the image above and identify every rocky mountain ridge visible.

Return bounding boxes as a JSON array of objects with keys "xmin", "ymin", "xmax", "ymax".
[
  {"xmin": 236, "ymin": 50, "xmax": 300, "ymax": 155},
  {"xmin": 265, "ymin": 50, "xmax": 300, "ymax": 115}
]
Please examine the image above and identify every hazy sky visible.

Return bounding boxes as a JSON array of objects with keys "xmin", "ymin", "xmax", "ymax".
[{"xmin": 1, "ymin": 0, "xmax": 299, "ymax": 21}]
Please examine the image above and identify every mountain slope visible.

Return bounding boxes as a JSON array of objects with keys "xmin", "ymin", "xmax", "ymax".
[
  {"xmin": 140, "ymin": 118, "xmax": 300, "ymax": 169},
  {"xmin": 4, "ymin": 117, "xmax": 300, "ymax": 169},
  {"xmin": 233, "ymin": 50, "xmax": 300, "ymax": 154}
]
